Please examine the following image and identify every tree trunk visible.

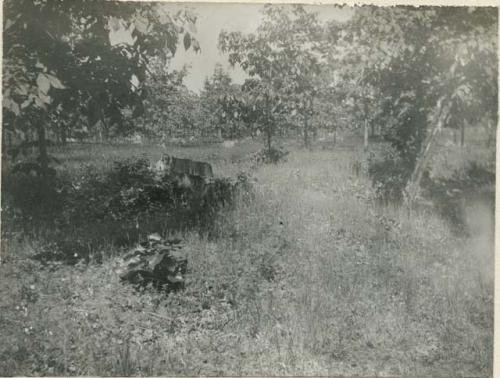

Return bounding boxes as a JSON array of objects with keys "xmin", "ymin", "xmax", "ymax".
[
  {"xmin": 100, "ymin": 109, "xmax": 109, "ymax": 142},
  {"xmin": 304, "ymin": 113, "xmax": 309, "ymax": 148},
  {"xmin": 61, "ymin": 126, "xmax": 67, "ymax": 146},
  {"xmin": 363, "ymin": 119, "xmax": 369, "ymax": 150},
  {"xmin": 37, "ymin": 118, "xmax": 50, "ymax": 176},
  {"xmin": 405, "ymin": 98, "xmax": 448, "ymax": 207},
  {"xmin": 266, "ymin": 123, "xmax": 272, "ymax": 154},
  {"xmin": 304, "ymin": 98, "xmax": 314, "ymax": 149},
  {"xmin": 265, "ymin": 92, "xmax": 272, "ymax": 154},
  {"xmin": 460, "ymin": 121, "xmax": 465, "ymax": 147},
  {"xmin": 333, "ymin": 127, "xmax": 337, "ymax": 146},
  {"xmin": 103, "ymin": 123, "xmax": 110, "ymax": 142}
]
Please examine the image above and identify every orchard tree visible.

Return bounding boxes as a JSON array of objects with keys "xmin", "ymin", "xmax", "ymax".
[
  {"xmin": 330, "ymin": 6, "xmax": 497, "ymax": 203},
  {"xmin": 200, "ymin": 64, "xmax": 246, "ymax": 139},
  {"xmin": 323, "ymin": 15, "xmax": 388, "ymax": 150},
  {"xmin": 3, "ymin": 0, "xmax": 198, "ymax": 175},
  {"xmin": 134, "ymin": 63, "xmax": 204, "ymax": 141},
  {"xmin": 219, "ymin": 4, "xmax": 324, "ymax": 150}
]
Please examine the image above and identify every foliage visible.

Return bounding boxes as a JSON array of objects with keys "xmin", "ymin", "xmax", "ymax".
[
  {"xmin": 219, "ymin": 5, "xmax": 325, "ymax": 150},
  {"xmin": 3, "ymin": 0, "xmax": 198, "ymax": 172},
  {"xmin": 2, "ymin": 156, "xmax": 251, "ymax": 261},
  {"xmin": 200, "ymin": 64, "xmax": 246, "ymax": 139},
  {"xmin": 250, "ymin": 146, "xmax": 289, "ymax": 167},
  {"xmin": 2, "ymin": 170, "xmax": 63, "ymax": 230},
  {"xmin": 118, "ymin": 233, "xmax": 187, "ymax": 292},
  {"xmin": 328, "ymin": 7, "xmax": 497, "ymax": 198},
  {"xmin": 0, "ymin": 146, "xmax": 493, "ymax": 376},
  {"xmin": 368, "ymin": 148, "xmax": 410, "ymax": 204},
  {"xmin": 135, "ymin": 65, "xmax": 204, "ymax": 141}
]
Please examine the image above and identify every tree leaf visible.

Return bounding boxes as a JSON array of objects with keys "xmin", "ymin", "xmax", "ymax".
[
  {"xmin": 46, "ymin": 74, "xmax": 65, "ymax": 89},
  {"xmin": 3, "ymin": 98, "xmax": 20, "ymax": 116},
  {"xmin": 21, "ymin": 99, "xmax": 32, "ymax": 109},
  {"xmin": 34, "ymin": 96, "xmax": 47, "ymax": 110},
  {"xmin": 38, "ymin": 90, "xmax": 52, "ymax": 104},
  {"xmin": 133, "ymin": 15, "xmax": 148, "ymax": 34},
  {"xmin": 36, "ymin": 73, "xmax": 50, "ymax": 94}
]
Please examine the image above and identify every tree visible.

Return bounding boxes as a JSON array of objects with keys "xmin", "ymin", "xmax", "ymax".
[
  {"xmin": 200, "ymin": 64, "xmax": 245, "ymax": 140},
  {"xmin": 329, "ymin": 6, "xmax": 497, "ymax": 203},
  {"xmin": 134, "ymin": 64, "xmax": 204, "ymax": 141},
  {"xmin": 219, "ymin": 4, "xmax": 324, "ymax": 150},
  {"xmin": 3, "ymin": 0, "xmax": 198, "ymax": 174}
]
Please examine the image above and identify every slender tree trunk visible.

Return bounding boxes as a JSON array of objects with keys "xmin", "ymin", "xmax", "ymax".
[
  {"xmin": 304, "ymin": 113, "xmax": 309, "ymax": 148},
  {"xmin": 265, "ymin": 92, "xmax": 272, "ymax": 154},
  {"xmin": 266, "ymin": 127, "xmax": 272, "ymax": 153},
  {"xmin": 460, "ymin": 121, "xmax": 465, "ymax": 147},
  {"xmin": 37, "ymin": 118, "xmax": 50, "ymax": 176},
  {"xmin": 30, "ymin": 130, "xmax": 37, "ymax": 155},
  {"xmin": 100, "ymin": 109, "xmax": 109, "ymax": 142},
  {"xmin": 333, "ymin": 127, "xmax": 337, "ymax": 146},
  {"xmin": 103, "ymin": 123, "xmax": 110, "ymax": 142},
  {"xmin": 405, "ymin": 98, "xmax": 448, "ymax": 207},
  {"xmin": 304, "ymin": 98, "xmax": 314, "ymax": 149},
  {"xmin": 363, "ymin": 119, "xmax": 369, "ymax": 150},
  {"xmin": 61, "ymin": 126, "xmax": 67, "ymax": 146}
]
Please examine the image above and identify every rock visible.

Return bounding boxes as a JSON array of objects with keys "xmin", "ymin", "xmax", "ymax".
[{"xmin": 118, "ymin": 234, "xmax": 187, "ymax": 292}]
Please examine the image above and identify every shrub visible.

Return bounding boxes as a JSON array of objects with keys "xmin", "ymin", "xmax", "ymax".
[
  {"xmin": 250, "ymin": 146, "xmax": 289, "ymax": 167},
  {"xmin": 2, "ymin": 171, "xmax": 64, "ymax": 233},
  {"xmin": 2, "ymin": 156, "xmax": 252, "ymax": 263},
  {"xmin": 368, "ymin": 149, "xmax": 411, "ymax": 204}
]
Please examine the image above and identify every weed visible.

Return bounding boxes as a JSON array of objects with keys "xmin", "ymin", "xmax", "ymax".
[{"xmin": 0, "ymin": 143, "xmax": 493, "ymax": 376}]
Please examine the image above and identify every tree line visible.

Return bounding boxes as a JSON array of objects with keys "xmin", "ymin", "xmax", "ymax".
[{"xmin": 3, "ymin": 2, "xmax": 497, "ymax": 202}]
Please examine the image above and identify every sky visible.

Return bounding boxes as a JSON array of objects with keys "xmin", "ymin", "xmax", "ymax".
[
  {"xmin": 111, "ymin": 3, "xmax": 355, "ymax": 93},
  {"xmin": 169, "ymin": 3, "xmax": 355, "ymax": 92}
]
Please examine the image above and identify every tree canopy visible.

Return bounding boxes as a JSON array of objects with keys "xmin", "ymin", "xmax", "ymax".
[{"xmin": 3, "ymin": 0, "xmax": 198, "ymax": 171}]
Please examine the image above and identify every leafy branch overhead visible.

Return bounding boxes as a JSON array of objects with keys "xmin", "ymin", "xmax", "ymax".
[{"xmin": 3, "ymin": 0, "xmax": 199, "ymax": 159}]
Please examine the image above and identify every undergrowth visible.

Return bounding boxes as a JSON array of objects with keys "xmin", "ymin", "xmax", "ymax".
[
  {"xmin": 0, "ymin": 145, "xmax": 493, "ymax": 376},
  {"xmin": 2, "ymin": 156, "xmax": 249, "ymax": 262}
]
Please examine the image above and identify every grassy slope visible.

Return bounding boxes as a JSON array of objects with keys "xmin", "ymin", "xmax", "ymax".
[{"xmin": 0, "ymin": 143, "xmax": 493, "ymax": 376}]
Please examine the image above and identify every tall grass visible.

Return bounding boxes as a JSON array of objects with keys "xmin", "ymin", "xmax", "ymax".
[{"xmin": 0, "ymin": 144, "xmax": 493, "ymax": 376}]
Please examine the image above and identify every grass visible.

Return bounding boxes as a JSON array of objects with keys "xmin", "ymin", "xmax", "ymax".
[
  {"xmin": 46, "ymin": 138, "xmax": 263, "ymax": 178},
  {"xmin": 0, "ymin": 139, "xmax": 494, "ymax": 376}
]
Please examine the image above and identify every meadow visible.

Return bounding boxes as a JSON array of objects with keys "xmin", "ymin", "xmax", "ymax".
[{"xmin": 0, "ymin": 137, "xmax": 494, "ymax": 376}]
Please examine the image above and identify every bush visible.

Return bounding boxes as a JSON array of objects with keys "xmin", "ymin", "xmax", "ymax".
[
  {"xmin": 368, "ymin": 149, "xmax": 411, "ymax": 204},
  {"xmin": 2, "ymin": 170, "xmax": 65, "ymax": 234},
  {"xmin": 2, "ymin": 156, "xmax": 252, "ymax": 263},
  {"xmin": 250, "ymin": 146, "xmax": 289, "ymax": 167}
]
